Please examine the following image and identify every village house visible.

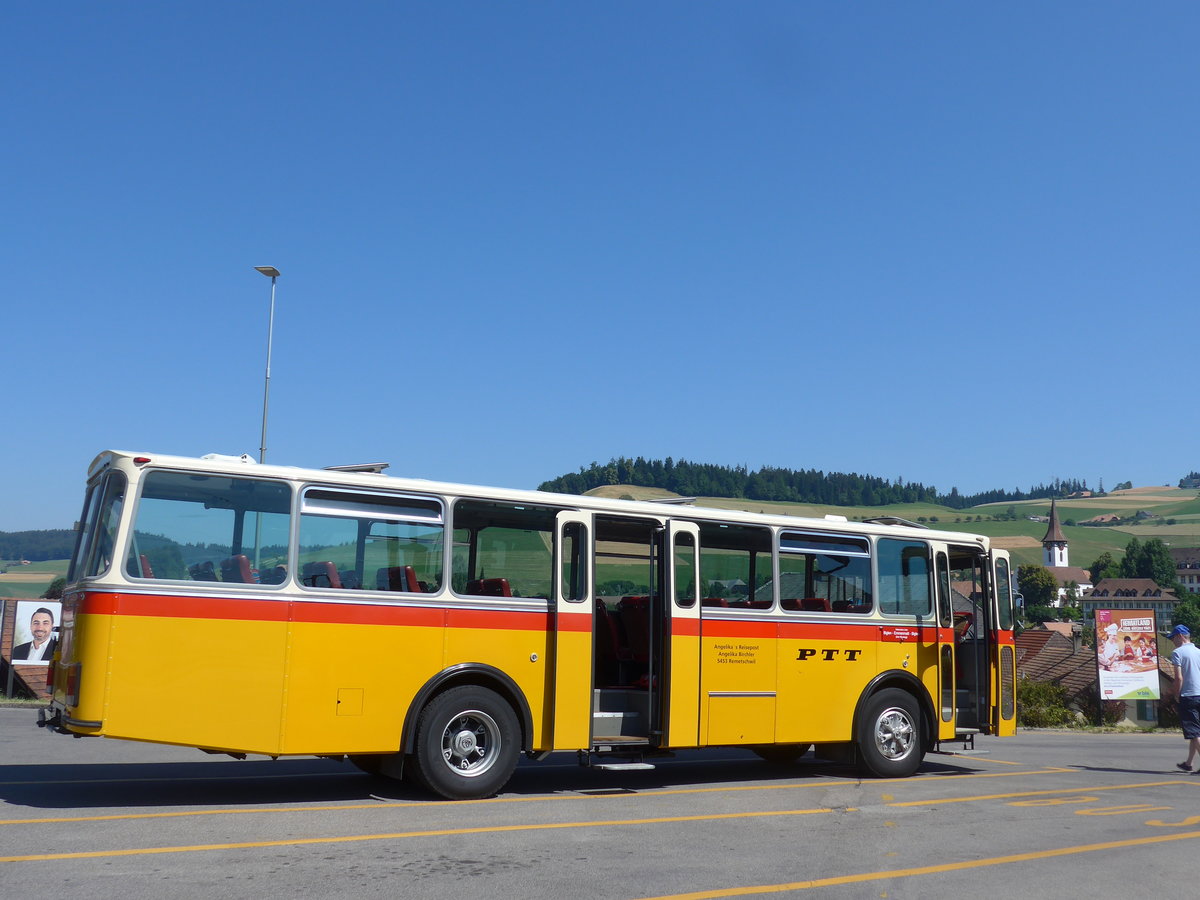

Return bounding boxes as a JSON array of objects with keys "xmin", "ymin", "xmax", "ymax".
[
  {"xmin": 1080, "ymin": 577, "xmax": 1181, "ymax": 624},
  {"xmin": 1170, "ymin": 547, "xmax": 1200, "ymax": 596}
]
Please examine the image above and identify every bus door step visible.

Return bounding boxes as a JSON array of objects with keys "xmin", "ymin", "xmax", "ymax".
[
  {"xmin": 932, "ymin": 727, "xmax": 984, "ymax": 755},
  {"xmin": 580, "ymin": 744, "xmax": 655, "ymax": 771},
  {"xmin": 592, "ymin": 761, "xmax": 656, "ymax": 771}
]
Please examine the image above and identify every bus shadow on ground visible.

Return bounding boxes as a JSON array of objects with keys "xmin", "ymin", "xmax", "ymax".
[
  {"xmin": 0, "ymin": 758, "xmax": 369, "ymax": 810},
  {"xmin": 0, "ymin": 753, "xmax": 981, "ymax": 810}
]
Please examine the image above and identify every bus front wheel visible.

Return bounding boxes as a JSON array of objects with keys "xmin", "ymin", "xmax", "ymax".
[
  {"xmin": 856, "ymin": 688, "xmax": 922, "ymax": 778},
  {"xmin": 411, "ymin": 685, "xmax": 520, "ymax": 800}
]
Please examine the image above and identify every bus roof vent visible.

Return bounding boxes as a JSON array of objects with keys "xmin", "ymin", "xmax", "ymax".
[
  {"xmin": 823, "ymin": 514, "xmax": 848, "ymax": 522},
  {"xmin": 862, "ymin": 516, "xmax": 928, "ymax": 529},
  {"xmin": 201, "ymin": 453, "xmax": 256, "ymax": 464},
  {"xmin": 323, "ymin": 462, "xmax": 391, "ymax": 474}
]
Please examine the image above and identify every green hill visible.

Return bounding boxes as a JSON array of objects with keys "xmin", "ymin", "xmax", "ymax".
[{"xmin": 599, "ymin": 485, "xmax": 1198, "ymax": 570}]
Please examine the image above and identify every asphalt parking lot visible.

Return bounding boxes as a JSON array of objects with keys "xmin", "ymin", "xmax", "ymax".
[{"xmin": 3, "ymin": 707, "xmax": 1198, "ymax": 899}]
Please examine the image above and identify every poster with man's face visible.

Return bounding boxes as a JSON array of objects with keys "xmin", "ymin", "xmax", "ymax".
[{"xmin": 11, "ymin": 600, "xmax": 62, "ymax": 665}]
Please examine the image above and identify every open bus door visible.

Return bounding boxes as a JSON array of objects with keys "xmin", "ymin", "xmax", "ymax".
[
  {"xmin": 991, "ymin": 550, "xmax": 1017, "ymax": 736},
  {"xmin": 933, "ymin": 546, "xmax": 958, "ymax": 742},
  {"xmin": 934, "ymin": 543, "xmax": 994, "ymax": 748},
  {"xmin": 663, "ymin": 520, "xmax": 701, "ymax": 748},
  {"xmin": 552, "ymin": 511, "xmax": 593, "ymax": 749}
]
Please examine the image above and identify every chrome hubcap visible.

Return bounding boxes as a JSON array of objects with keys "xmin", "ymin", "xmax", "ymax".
[
  {"xmin": 440, "ymin": 709, "xmax": 500, "ymax": 777},
  {"xmin": 875, "ymin": 707, "xmax": 915, "ymax": 760}
]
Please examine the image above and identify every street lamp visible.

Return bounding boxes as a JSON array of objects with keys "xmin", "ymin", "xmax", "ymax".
[{"xmin": 254, "ymin": 266, "xmax": 281, "ymax": 463}]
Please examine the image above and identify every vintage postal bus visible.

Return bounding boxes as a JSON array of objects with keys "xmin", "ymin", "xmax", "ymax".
[{"xmin": 41, "ymin": 450, "xmax": 1016, "ymax": 799}]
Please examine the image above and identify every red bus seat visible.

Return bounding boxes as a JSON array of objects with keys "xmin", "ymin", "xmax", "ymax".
[
  {"xmin": 221, "ymin": 555, "xmax": 253, "ymax": 584},
  {"xmin": 466, "ymin": 578, "xmax": 511, "ymax": 597},
  {"xmin": 302, "ymin": 561, "xmax": 343, "ymax": 589},
  {"xmin": 378, "ymin": 565, "xmax": 420, "ymax": 592}
]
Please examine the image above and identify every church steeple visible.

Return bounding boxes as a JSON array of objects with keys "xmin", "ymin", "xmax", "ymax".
[{"xmin": 1042, "ymin": 499, "xmax": 1068, "ymax": 567}]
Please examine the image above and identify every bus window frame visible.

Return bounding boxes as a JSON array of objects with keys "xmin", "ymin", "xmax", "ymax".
[
  {"xmin": 75, "ymin": 470, "xmax": 128, "ymax": 581},
  {"xmin": 874, "ymin": 537, "xmax": 934, "ymax": 620},
  {"xmin": 296, "ymin": 483, "xmax": 446, "ymax": 595},
  {"xmin": 123, "ymin": 468, "xmax": 293, "ymax": 588},
  {"xmin": 777, "ymin": 528, "xmax": 873, "ymax": 615}
]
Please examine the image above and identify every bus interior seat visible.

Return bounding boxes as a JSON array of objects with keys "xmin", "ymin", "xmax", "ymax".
[
  {"xmin": 594, "ymin": 601, "xmax": 626, "ymax": 685},
  {"xmin": 378, "ymin": 565, "xmax": 420, "ymax": 592},
  {"xmin": 701, "ymin": 597, "xmax": 729, "ymax": 607},
  {"xmin": 616, "ymin": 596, "xmax": 651, "ymax": 662},
  {"xmin": 302, "ymin": 561, "xmax": 343, "ymax": 589},
  {"xmin": 189, "ymin": 561, "xmax": 218, "ymax": 582},
  {"xmin": 782, "ymin": 597, "xmax": 831, "ymax": 612},
  {"xmin": 466, "ymin": 578, "xmax": 511, "ymax": 597},
  {"xmin": 138, "ymin": 554, "xmax": 155, "ymax": 579},
  {"xmin": 220, "ymin": 555, "xmax": 253, "ymax": 583},
  {"xmin": 259, "ymin": 565, "xmax": 288, "ymax": 585},
  {"xmin": 338, "ymin": 570, "xmax": 362, "ymax": 590}
]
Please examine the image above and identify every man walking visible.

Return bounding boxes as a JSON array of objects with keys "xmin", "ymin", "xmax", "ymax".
[{"xmin": 1170, "ymin": 624, "xmax": 1200, "ymax": 772}]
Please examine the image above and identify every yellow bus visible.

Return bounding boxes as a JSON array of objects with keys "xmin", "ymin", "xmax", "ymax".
[{"xmin": 41, "ymin": 450, "xmax": 1016, "ymax": 799}]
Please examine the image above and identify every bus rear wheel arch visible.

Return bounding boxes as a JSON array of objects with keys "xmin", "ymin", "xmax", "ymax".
[
  {"xmin": 409, "ymin": 684, "xmax": 521, "ymax": 800},
  {"xmin": 856, "ymin": 687, "xmax": 923, "ymax": 778}
]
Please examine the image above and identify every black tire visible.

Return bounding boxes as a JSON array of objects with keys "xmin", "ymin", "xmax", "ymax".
[
  {"xmin": 856, "ymin": 688, "xmax": 922, "ymax": 778},
  {"xmin": 752, "ymin": 744, "xmax": 812, "ymax": 765},
  {"xmin": 410, "ymin": 685, "xmax": 521, "ymax": 800}
]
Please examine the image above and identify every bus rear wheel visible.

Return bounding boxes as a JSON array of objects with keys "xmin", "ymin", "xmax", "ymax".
[
  {"xmin": 411, "ymin": 685, "xmax": 520, "ymax": 800},
  {"xmin": 856, "ymin": 688, "xmax": 922, "ymax": 778}
]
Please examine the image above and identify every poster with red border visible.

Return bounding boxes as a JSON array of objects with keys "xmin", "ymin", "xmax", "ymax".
[{"xmin": 1095, "ymin": 609, "xmax": 1159, "ymax": 700}]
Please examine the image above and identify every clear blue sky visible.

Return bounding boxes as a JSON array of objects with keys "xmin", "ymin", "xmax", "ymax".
[{"xmin": 4, "ymin": 3, "xmax": 1198, "ymax": 531}]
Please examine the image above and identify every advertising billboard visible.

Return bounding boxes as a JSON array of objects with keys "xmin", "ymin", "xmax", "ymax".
[{"xmin": 1095, "ymin": 609, "xmax": 1160, "ymax": 701}]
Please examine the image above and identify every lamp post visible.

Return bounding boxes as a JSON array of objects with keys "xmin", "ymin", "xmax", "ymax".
[{"xmin": 254, "ymin": 266, "xmax": 281, "ymax": 464}]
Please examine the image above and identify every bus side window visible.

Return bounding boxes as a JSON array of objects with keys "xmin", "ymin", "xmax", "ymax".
[
  {"xmin": 299, "ymin": 488, "xmax": 444, "ymax": 595},
  {"xmin": 452, "ymin": 499, "xmax": 556, "ymax": 600},
  {"xmin": 778, "ymin": 531, "xmax": 872, "ymax": 614},
  {"xmin": 876, "ymin": 539, "xmax": 932, "ymax": 617}
]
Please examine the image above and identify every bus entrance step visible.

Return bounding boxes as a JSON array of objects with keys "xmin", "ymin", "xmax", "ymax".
[{"xmin": 591, "ymin": 761, "xmax": 656, "ymax": 771}]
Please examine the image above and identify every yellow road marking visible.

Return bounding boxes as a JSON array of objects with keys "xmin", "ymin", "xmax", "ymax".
[
  {"xmin": 0, "ymin": 807, "xmax": 850, "ymax": 863},
  {"xmin": 636, "ymin": 830, "xmax": 1200, "ymax": 899},
  {"xmin": 887, "ymin": 780, "xmax": 1195, "ymax": 807}
]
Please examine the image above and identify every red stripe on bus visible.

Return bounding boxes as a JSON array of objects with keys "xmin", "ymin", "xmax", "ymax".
[
  {"xmin": 670, "ymin": 618, "xmax": 701, "ymax": 637},
  {"xmin": 445, "ymin": 608, "xmax": 552, "ymax": 631},
  {"xmin": 82, "ymin": 592, "xmax": 288, "ymax": 622},
  {"xmin": 555, "ymin": 612, "xmax": 594, "ymax": 633},
  {"xmin": 700, "ymin": 620, "xmax": 780, "ymax": 640},
  {"xmin": 79, "ymin": 591, "xmax": 552, "ymax": 632}
]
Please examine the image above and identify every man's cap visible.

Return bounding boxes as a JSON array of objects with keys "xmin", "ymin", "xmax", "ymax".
[{"xmin": 1172, "ymin": 624, "xmax": 1190, "ymax": 638}]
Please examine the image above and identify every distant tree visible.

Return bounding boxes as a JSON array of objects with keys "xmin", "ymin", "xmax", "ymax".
[
  {"xmin": 1120, "ymin": 537, "xmax": 1180, "ymax": 591},
  {"xmin": 1173, "ymin": 597, "xmax": 1200, "ymax": 635},
  {"xmin": 1023, "ymin": 605, "xmax": 1058, "ymax": 624},
  {"xmin": 1089, "ymin": 552, "xmax": 1121, "ymax": 583},
  {"xmin": 42, "ymin": 576, "xmax": 65, "ymax": 599},
  {"xmin": 1018, "ymin": 565, "xmax": 1061, "ymax": 608}
]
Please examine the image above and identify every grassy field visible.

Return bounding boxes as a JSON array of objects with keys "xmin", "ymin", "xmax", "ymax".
[{"xmin": 0, "ymin": 560, "xmax": 68, "ymax": 600}]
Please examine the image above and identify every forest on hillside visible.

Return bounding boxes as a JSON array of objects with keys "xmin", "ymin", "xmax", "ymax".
[
  {"xmin": 0, "ymin": 530, "xmax": 75, "ymax": 562},
  {"xmin": 538, "ymin": 457, "xmax": 1090, "ymax": 509}
]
